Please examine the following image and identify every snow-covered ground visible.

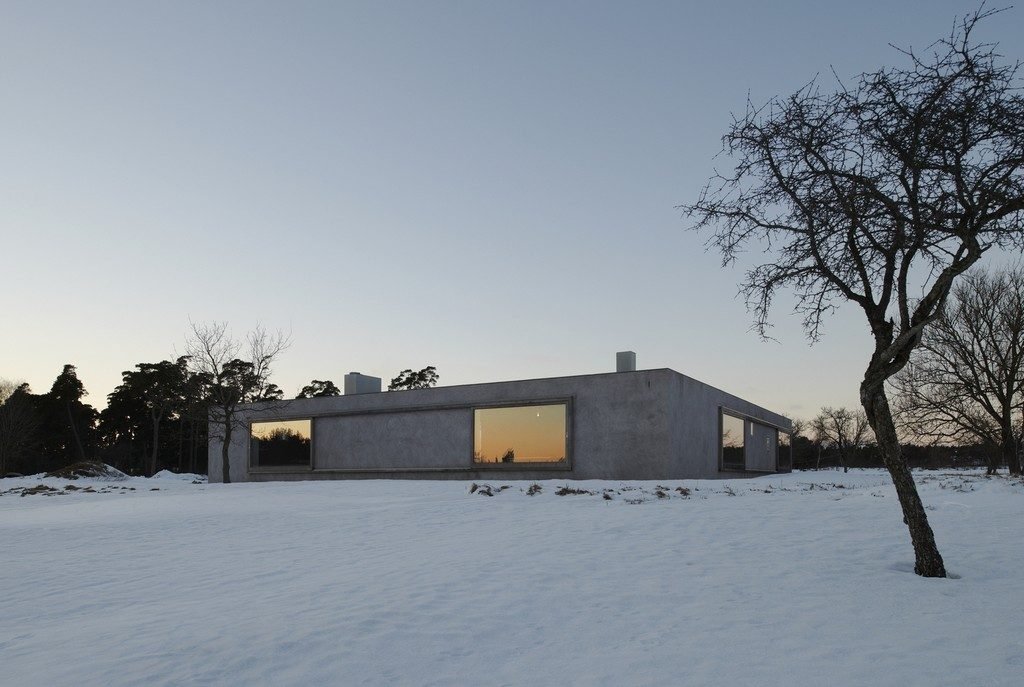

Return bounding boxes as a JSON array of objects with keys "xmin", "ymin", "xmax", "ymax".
[{"xmin": 1, "ymin": 469, "xmax": 1021, "ymax": 686}]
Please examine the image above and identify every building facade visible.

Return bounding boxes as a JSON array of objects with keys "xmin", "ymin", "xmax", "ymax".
[{"xmin": 209, "ymin": 367, "xmax": 792, "ymax": 482}]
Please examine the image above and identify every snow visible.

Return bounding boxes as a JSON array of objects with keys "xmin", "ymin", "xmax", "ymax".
[
  {"xmin": 1, "ymin": 469, "xmax": 1021, "ymax": 686},
  {"xmin": 43, "ymin": 461, "xmax": 129, "ymax": 481},
  {"xmin": 151, "ymin": 469, "xmax": 206, "ymax": 482}
]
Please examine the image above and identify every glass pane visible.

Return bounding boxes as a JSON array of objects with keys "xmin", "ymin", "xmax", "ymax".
[
  {"xmin": 473, "ymin": 404, "xmax": 567, "ymax": 464},
  {"xmin": 251, "ymin": 419, "xmax": 312, "ymax": 467},
  {"xmin": 722, "ymin": 413, "xmax": 745, "ymax": 470}
]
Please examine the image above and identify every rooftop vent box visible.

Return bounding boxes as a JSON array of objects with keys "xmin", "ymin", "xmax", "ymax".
[
  {"xmin": 344, "ymin": 372, "xmax": 381, "ymax": 395},
  {"xmin": 616, "ymin": 351, "xmax": 636, "ymax": 373}
]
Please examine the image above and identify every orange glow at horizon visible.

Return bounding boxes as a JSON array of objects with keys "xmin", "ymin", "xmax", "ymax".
[
  {"xmin": 474, "ymin": 404, "xmax": 567, "ymax": 463},
  {"xmin": 251, "ymin": 419, "xmax": 311, "ymax": 441}
]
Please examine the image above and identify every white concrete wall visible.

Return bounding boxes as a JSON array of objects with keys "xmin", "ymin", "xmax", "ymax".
[{"xmin": 209, "ymin": 368, "xmax": 791, "ymax": 482}]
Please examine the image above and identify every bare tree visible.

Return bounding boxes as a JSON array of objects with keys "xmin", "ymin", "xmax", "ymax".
[
  {"xmin": 786, "ymin": 418, "xmax": 821, "ymax": 470},
  {"xmin": 0, "ymin": 380, "xmax": 39, "ymax": 475},
  {"xmin": 683, "ymin": 8, "xmax": 1024, "ymax": 576},
  {"xmin": 184, "ymin": 322, "xmax": 290, "ymax": 484},
  {"xmin": 790, "ymin": 417, "xmax": 807, "ymax": 439},
  {"xmin": 892, "ymin": 266, "xmax": 1024, "ymax": 474},
  {"xmin": 811, "ymin": 407, "xmax": 874, "ymax": 472}
]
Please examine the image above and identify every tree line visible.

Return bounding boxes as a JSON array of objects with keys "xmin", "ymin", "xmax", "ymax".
[
  {"xmin": 0, "ymin": 361, "xmax": 208, "ymax": 478},
  {"xmin": 787, "ymin": 265, "xmax": 1024, "ymax": 476},
  {"xmin": 0, "ymin": 320, "xmax": 439, "ymax": 478},
  {"xmin": 790, "ymin": 409, "xmax": 1011, "ymax": 474}
]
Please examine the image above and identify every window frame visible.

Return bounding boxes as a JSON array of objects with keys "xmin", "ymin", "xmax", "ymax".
[
  {"xmin": 719, "ymin": 407, "xmax": 792, "ymax": 473},
  {"xmin": 470, "ymin": 398, "xmax": 573, "ymax": 470},
  {"xmin": 248, "ymin": 417, "xmax": 315, "ymax": 473},
  {"xmin": 719, "ymin": 409, "xmax": 747, "ymax": 472}
]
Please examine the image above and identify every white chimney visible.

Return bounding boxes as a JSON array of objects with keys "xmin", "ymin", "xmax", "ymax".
[
  {"xmin": 616, "ymin": 351, "xmax": 636, "ymax": 373},
  {"xmin": 344, "ymin": 372, "xmax": 381, "ymax": 394}
]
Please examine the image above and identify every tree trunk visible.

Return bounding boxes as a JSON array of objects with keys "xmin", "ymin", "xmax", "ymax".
[
  {"xmin": 189, "ymin": 419, "xmax": 198, "ymax": 475},
  {"xmin": 149, "ymin": 410, "xmax": 160, "ymax": 477},
  {"xmin": 861, "ymin": 381, "xmax": 947, "ymax": 578},
  {"xmin": 66, "ymin": 402, "xmax": 86, "ymax": 463},
  {"xmin": 221, "ymin": 418, "xmax": 232, "ymax": 484},
  {"xmin": 1001, "ymin": 431, "xmax": 1021, "ymax": 475},
  {"xmin": 985, "ymin": 443, "xmax": 1000, "ymax": 476},
  {"xmin": 998, "ymin": 407, "xmax": 1021, "ymax": 474},
  {"xmin": 176, "ymin": 418, "xmax": 184, "ymax": 473}
]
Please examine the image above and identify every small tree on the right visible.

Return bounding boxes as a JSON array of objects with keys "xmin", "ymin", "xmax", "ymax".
[
  {"xmin": 684, "ymin": 8, "xmax": 1024, "ymax": 577},
  {"xmin": 892, "ymin": 266, "xmax": 1024, "ymax": 475},
  {"xmin": 811, "ymin": 407, "xmax": 874, "ymax": 472}
]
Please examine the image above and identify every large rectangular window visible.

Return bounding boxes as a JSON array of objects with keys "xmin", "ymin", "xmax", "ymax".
[
  {"xmin": 473, "ymin": 403, "xmax": 568, "ymax": 465},
  {"xmin": 250, "ymin": 419, "xmax": 312, "ymax": 468},
  {"xmin": 721, "ymin": 412, "xmax": 745, "ymax": 470}
]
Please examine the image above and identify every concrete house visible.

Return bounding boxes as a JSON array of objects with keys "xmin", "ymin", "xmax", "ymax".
[{"xmin": 209, "ymin": 353, "xmax": 792, "ymax": 483}]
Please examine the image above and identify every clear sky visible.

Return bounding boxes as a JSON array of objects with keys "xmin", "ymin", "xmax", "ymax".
[{"xmin": 2, "ymin": 1, "xmax": 1021, "ymax": 421}]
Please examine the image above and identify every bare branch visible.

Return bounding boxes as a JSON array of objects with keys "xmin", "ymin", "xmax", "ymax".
[
  {"xmin": 184, "ymin": 321, "xmax": 292, "ymax": 483},
  {"xmin": 892, "ymin": 265, "xmax": 1024, "ymax": 473},
  {"xmin": 681, "ymin": 7, "xmax": 1024, "ymax": 577}
]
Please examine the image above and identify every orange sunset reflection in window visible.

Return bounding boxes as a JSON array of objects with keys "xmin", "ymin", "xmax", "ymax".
[
  {"xmin": 473, "ymin": 403, "xmax": 567, "ymax": 464},
  {"xmin": 250, "ymin": 419, "xmax": 311, "ymax": 468},
  {"xmin": 721, "ymin": 412, "xmax": 744, "ymax": 470}
]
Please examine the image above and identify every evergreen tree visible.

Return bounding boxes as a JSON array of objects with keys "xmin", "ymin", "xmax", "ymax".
[
  {"xmin": 388, "ymin": 366, "xmax": 439, "ymax": 391},
  {"xmin": 296, "ymin": 380, "xmax": 341, "ymax": 398},
  {"xmin": 0, "ymin": 381, "xmax": 40, "ymax": 475},
  {"xmin": 100, "ymin": 358, "xmax": 189, "ymax": 476},
  {"xmin": 38, "ymin": 365, "xmax": 98, "ymax": 470}
]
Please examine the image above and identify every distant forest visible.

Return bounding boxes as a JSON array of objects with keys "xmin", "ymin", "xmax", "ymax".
[
  {"xmin": 0, "ymin": 358, "xmax": 334, "ymax": 477},
  {"xmin": 788, "ymin": 430, "xmax": 993, "ymax": 473},
  {"xmin": 2, "ymin": 360, "xmax": 211, "ymax": 477}
]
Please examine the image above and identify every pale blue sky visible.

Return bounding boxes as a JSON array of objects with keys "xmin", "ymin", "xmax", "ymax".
[{"xmin": 2, "ymin": 1, "xmax": 1020, "ymax": 419}]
